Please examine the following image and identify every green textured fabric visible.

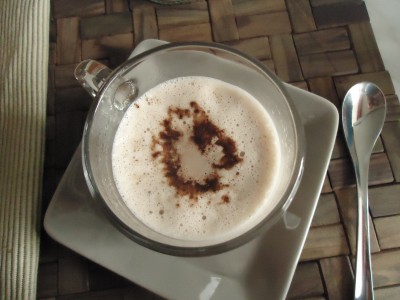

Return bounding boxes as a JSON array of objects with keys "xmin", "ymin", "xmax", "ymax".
[{"xmin": 0, "ymin": 1, "xmax": 50, "ymax": 299}]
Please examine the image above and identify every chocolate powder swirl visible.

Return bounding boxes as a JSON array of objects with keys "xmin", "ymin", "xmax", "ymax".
[{"xmin": 151, "ymin": 101, "xmax": 242, "ymax": 201}]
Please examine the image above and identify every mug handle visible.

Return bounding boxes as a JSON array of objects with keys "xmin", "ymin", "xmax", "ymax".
[
  {"xmin": 75, "ymin": 40, "xmax": 167, "ymax": 98},
  {"xmin": 74, "ymin": 60, "xmax": 112, "ymax": 98}
]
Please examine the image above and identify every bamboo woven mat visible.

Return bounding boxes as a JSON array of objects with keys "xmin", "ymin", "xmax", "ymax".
[{"xmin": 38, "ymin": 0, "xmax": 400, "ymax": 299}]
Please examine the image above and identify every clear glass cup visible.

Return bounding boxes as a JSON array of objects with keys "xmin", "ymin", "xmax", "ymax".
[{"xmin": 75, "ymin": 42, "xmax": 305, "ymax": 256}]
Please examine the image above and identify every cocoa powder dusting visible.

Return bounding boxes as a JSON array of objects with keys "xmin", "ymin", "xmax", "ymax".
[
  {"xmin": 190, "ymin": 102, "xmax": 243, "ymax": 170},
  {"xmin": 221, "ymin": 194, "xmax": 230, "ymax": 204},
  {"xmin": 151, "ymin": 101, "xmax": 243, "ymax": 202}
]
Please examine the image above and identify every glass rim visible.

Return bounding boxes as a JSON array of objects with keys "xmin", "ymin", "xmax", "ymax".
[{"xmin": 81, "ymin": 41, "xmax": 306, "ymax": 256}]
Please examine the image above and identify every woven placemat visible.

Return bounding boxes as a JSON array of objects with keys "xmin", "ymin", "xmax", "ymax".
[{"xmin": 38, "ymin": 0, "xmax": 400, "ymax": 299}]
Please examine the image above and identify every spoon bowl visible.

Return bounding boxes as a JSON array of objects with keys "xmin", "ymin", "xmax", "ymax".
[{"xmin": 342, "ymin": 82, "xmax": 386, "ymax": 300}]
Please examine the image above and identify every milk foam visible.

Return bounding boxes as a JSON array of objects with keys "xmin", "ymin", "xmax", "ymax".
[{"xmin": 111, "ymin": 76, "xmax": 280, "ymax": 241}]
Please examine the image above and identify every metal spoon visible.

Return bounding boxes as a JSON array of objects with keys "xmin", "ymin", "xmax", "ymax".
[{"xmin": 342, "ymin": 82, "xmax": 386, "ymax": 300}]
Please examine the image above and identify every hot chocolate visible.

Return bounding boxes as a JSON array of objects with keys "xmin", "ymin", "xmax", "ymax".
[{"xmin": 111, "ymin": 76, "xmax": 280, "ymax": 241}]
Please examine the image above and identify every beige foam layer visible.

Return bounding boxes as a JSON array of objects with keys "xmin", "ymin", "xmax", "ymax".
[{"xmin": 112, "ymin": 76, "xmax": 280, "ymax": 241}]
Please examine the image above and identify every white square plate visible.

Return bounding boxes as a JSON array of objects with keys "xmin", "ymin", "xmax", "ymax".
[{"xmin": 45, "ymin": 40, "xmax": 338, "ymax": 300}]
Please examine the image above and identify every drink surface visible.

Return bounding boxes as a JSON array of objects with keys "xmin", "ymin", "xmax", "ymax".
[{"xmin": 112, "ymin": 76, "xmax": 280, "ymax": 241}]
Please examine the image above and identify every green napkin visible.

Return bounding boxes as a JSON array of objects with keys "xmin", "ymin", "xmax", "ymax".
[{"xmin": 0, "ymin": 1, "xmax": 50, "ymax": 299}]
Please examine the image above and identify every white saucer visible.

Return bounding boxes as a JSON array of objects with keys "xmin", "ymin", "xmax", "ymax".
[{"xmin": 44, "ymin": 41, "xmax": 338, "ymax": 300}]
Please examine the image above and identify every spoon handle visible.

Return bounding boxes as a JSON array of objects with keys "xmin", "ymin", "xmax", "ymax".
[{"xmin": 354, "ymin": 160, "xmax": 374, "ymax": 300}]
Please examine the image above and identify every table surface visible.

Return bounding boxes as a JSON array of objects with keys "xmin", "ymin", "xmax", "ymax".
[
  {"xmin": 38, "ymin": 0, "xmax": 400, "ymax": 299},
  {"xmin": 365, "ymin": 0, "xmax": 400, "ymax": 96}
]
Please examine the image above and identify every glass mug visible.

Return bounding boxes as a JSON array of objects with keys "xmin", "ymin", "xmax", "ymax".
[{"xmin": 74, "ymin": 41, "xmax": 304, "ymax": 256}]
